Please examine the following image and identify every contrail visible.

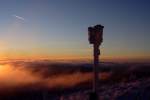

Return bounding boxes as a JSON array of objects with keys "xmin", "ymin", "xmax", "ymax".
[{"xmin": 13, "ymin": 15, "xmax": 25, "ymax": 21}]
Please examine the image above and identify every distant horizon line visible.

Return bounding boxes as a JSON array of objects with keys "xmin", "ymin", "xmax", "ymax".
[{"xmin": 0, "ymin": 57, "xmax": 149, "ymax": 64}]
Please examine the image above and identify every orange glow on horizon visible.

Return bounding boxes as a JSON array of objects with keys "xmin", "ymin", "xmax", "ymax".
[{"xmin": 0, "ymin": 54, "xmax": 149, "ymax": 63}]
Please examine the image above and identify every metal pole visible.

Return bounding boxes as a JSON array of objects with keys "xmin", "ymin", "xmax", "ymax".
[
  {"xmin": 93, "ymin": 44, "xmax": 99, "ymax": 93},
  {"xmin": 89, "ymin": 44, "xmax": 99, "ymax": 100}
]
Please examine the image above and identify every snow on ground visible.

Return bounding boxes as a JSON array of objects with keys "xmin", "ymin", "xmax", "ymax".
[{"xmin": 60, "ymin": 78, "xmax": 150, "ymax": 100}]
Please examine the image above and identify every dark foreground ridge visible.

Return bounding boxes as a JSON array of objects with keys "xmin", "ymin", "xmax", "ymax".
[
  {"xmin": 0, "ymin": 78, "xmax": 150, "ymax": 100},
  {"xmin": 0, "ymin": 61, "xmax": 150, "ymax": 100}
]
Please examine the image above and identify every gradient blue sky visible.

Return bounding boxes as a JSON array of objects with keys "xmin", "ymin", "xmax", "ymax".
[{"xmin": 0, "ymin": 0, "xmax": 150, "ymax": 61}]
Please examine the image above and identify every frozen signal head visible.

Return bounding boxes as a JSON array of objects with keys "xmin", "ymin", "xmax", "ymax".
[{"xmin": 88, "ymin": 24, "xmax": 104, "ymax": 45}]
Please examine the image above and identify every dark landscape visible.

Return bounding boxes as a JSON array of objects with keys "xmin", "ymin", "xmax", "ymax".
[{"xmin": 0, "ymin": 60, "xmax": 150, "ymax": 100}]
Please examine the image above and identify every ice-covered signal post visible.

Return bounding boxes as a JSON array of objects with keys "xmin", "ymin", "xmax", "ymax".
[{"xmin": 88, "ymin": 24, "xmax": 104, "ymax": 100}]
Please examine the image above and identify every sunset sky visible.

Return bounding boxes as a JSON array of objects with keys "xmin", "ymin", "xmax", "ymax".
[{"xmin": 0, "ymin": 0, "xmax": 150, "ymax": 62}]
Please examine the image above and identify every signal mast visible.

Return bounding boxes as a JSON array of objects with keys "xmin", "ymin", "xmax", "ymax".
[{"xmin": 88, "ymin": 24, "xmax": 104, "ymax": 100}]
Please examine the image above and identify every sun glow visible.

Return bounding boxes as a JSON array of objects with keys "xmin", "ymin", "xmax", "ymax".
[
  {"xmin": 0, "ymin": 64, "xmax": 40, "ymax": 88},
  {"xmin": 0, "ymin": 63, "xmax": 92, "ymax": 91}
]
